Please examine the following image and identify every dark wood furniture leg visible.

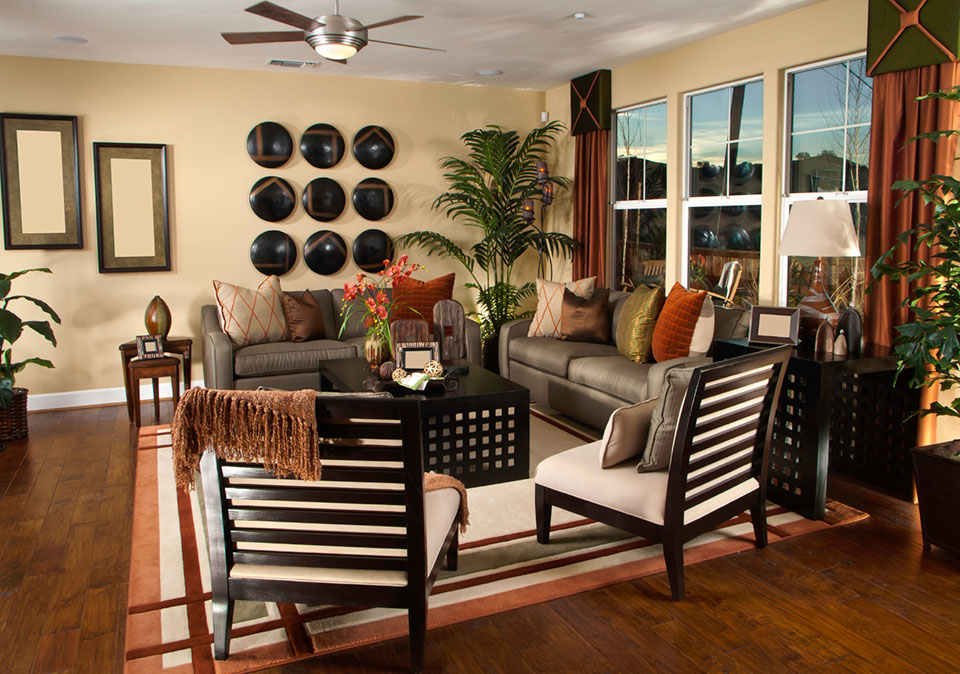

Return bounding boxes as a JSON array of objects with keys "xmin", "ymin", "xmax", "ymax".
[
  {"xmin": 121, "ymin": 351, "xmax": 134, "ymax": 422},
  {"xmin": 131, "ymin": 374, "xmax": 141, "ymax": 428},
  {"xmin": 152, "ymin": 378, "xmax": 161, "ymax": 421}
]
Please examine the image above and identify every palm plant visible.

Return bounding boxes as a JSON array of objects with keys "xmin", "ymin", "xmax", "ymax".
[{"xmin": 395, "ymin": 121, "xmax": 578, "ymax": 336}]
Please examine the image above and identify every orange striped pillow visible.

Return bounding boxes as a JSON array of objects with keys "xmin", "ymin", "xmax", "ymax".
[
  {"xmin": 391, "ymin": 273, "xmax": 455, "ymax": 330},
  {"xmin": 651, "ymin": 283, "xmax": 709, "ymax": 362}
]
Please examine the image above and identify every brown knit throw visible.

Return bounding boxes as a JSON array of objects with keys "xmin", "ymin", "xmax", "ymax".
[{"xmin": 171, "ymin": 387, "xmax": 469, "ymax": 532}]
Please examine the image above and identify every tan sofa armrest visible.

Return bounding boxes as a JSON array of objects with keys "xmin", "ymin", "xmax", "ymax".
[
  {"xmin": 201, "ymin": 304, "xmax": 235, "ymax": 389},
  {"xmin": 646, "ymin": 355, "xmax": 712, "ymax": 398},
  {"xmin": 499, "ymin": 318, "xmax": 533, "ymax": 378}
]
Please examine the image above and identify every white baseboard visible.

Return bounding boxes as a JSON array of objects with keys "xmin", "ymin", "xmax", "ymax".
[{"xmin": 28, "ymin": 382, "xmax": 198, "ymax": 411}]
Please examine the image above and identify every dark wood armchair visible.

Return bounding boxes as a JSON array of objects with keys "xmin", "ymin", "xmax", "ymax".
[
  {"xmin": 199, "ymin": 397, "xmax": 460, "ymax": 672},
  {"xmin": 535, "ymin": 345, "xmax": 791, "ymax": 600}
]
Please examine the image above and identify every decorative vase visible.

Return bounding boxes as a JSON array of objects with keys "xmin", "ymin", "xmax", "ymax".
[
  {"xmin": 0, "ymin": 387, "xmax": 29, "ymax": 442},
  {"xmin": 364, "ymin": 333, "xmax": 390, "ymax": 369},
  {"xmin": 145, "ymin": 296, "xmax": 172, "ymax": 339}
]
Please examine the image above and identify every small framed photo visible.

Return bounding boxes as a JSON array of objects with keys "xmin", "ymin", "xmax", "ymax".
[
  {"xmin": 396, "ymin": 341, "xmax": 440, "ymax": 371},
  {"xmin": 749, "ymin": 306, "xmax": 800, "ymax": 345},
  {"xmin": 136, "ymin": 334, "xmax": 164, "ymax": 359}
]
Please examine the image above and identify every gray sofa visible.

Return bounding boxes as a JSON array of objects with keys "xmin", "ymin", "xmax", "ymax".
[
  {"xmin": 202, "ymin": 287, "xmax": 481, "ymax": 390},
  {"xmin": 499, "ymin": 290, "xmax": 749, "ymax": 429}
]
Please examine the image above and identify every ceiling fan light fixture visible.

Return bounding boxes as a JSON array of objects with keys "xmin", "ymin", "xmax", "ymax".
[
  {"xmin": 314, "ymin": 42, "xmax": 357, "ymax": 59},
  {"xmin": 306, "ymin": 14, "xmax": 367, "ymax": 59}
]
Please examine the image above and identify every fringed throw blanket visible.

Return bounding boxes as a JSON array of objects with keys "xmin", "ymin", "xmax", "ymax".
[{"xmin": 171, "ymin": 387, "xmax": 468, "ymax": 531}]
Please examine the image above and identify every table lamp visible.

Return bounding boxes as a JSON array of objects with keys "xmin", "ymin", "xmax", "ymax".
[{"xmin": 779, "ymin": 199, "xmax": 860, "ymax": 342}]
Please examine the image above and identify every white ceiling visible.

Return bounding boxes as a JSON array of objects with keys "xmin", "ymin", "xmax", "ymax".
[{"xmin": 0, "ymin": 0, "xmax": 819, "ymax": 90}]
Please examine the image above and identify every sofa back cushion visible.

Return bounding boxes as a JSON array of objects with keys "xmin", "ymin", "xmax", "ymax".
[
  {"xmin": 713, "ymin": 305, "xmax": 750, "ymax": 341},
  {"xmin": 651, "ymin": 283, "xmax": 714, "ymax": 362},
  {"xmin": 213, "ymin": 276, "xmax": 288, "ymax": 348}
]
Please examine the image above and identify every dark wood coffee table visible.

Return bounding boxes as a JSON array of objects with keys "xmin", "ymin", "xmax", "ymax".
[{"xmin": 319, "ymin": 358, "xmax": 530, "ymax": 487}]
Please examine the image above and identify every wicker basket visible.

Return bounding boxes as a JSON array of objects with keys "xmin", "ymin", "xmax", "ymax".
[{"xmin": 0, "ymin": 387, "xmax": 28, "ymax": 442}]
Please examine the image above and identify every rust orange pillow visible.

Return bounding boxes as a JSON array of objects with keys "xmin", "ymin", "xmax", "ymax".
[
  {"xmin": 391, "ymin": 273, "xmax": 455, "ymax": 330},
  {"xmin": 651, "ymin": 283, "xmax": 709, "ymax": 362}
]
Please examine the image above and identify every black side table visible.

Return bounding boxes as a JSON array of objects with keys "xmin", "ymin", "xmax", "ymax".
[{"xmin": 714, "ymin": 338, "xmax": 919, "ymax": 519}]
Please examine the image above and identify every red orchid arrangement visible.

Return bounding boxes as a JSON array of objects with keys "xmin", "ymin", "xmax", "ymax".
[{"xmin": 339, "ymin": 255, "xmax": 424, "ymax": 349}]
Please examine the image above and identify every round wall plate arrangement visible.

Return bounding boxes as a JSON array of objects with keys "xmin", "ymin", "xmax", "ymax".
[
  {"xmin": 304, "ymin": 230, "xmax": 348, "ymax": 275},
  {"xmin": 353, "ymin": 229, "xmax": 395, "ymax": 272},
  {"xmin": 250, "ymin": 230, "xmax": 297, "ymax": 275},
  {"xmin": 353, "ymin": 125, "xmax": 395, "ymax": 170},
  {"xmin": 250, "ymin": 176, "xmax": 296, "ymax": 222},
  {"xmin": 353, "ymin": 178, "xmax": 395, "ymax": 221},
  {"xmin": 300, "ymin": 123, "xmax": 345, "ymax": 169},
  {"xmin": 247, "ymin": 121, "xmax": 293, "ymax": 168},
  {"xmin": 302, "ymin": 177, "xmax": 346, "ymax": 222}
]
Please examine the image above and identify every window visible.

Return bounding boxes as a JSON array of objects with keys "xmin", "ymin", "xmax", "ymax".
[
  {"xmin": 612, "ymin": 100, "xmax": 667, "ymax": 291},
  {"xmin": 684, "ymin": 79, "xmax": 763, "ymax": 304},
  {"xmin": 782, "ymin": 55, "xmax": 871, "ymax": 310}
]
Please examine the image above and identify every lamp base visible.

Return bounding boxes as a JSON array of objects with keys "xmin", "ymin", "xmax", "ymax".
[{"xmin": 797, "ymin": 257, "xmax": 839, "ymax": 344}]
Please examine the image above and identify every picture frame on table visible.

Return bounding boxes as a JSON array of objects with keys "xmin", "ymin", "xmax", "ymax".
[
  {"xmin": 396, "ymin": 342, "xmax": 440, "ymax": 371},
  {"xmin": 93, "ymin": 142, "xmax": 170, "ymax": 272},
  {"xmin": 748, "ymin": 306, "xmax": 800, "ymax": 345},
  {"xmin": 135, "ymin": 334, "xmax": 164, "ymax": 359},
  {"xmin": 0, "ymin": 113, "xmax": 83, "ymax": 250}
]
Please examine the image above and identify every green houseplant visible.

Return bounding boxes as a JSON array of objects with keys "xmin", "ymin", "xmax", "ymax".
[
  {"xmin": 395, "ymin": 122, "xmax": 578, "ymax": 367},
  {"xmin": 870, "ymin": 85, "xmax": 960, "ymax": 556},
  {"xmin": 0, "ymin": 268, "xmax": 61, "ymax": 442}
]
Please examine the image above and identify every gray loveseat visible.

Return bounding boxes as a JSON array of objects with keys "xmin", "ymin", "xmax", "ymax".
[
  {"xmin": 202, "ymin": 287, "xmax": 481, "ymax": 390},
  {"xmin": 499, "ymin": 290, "xmax": 749, "ymax": 429}
]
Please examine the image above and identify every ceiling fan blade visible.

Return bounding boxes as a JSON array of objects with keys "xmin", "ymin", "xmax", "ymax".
[
  {"xmin": 245, "ymin": 1, "xmax": 321, "ymax": 31},
  {"xmin": 221, "ymin": 30, "xmax": 305, "ymax": 45},
  {"xmin": 365, "ymin": 15, "xmax": 423, "ymax": 31},
  {"xmin": 368, "ymin": 39, "xmax": 445, "ymax": 52}
]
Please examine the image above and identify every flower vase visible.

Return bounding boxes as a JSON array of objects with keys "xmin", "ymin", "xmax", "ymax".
[{"xmin": 364, "ymin": 333, "xmax": 390, "ymax": 370}]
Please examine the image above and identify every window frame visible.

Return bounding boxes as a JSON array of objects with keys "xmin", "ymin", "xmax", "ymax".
[{"xmin": 778, "ymin": 52, "xmax": 869, "ymax": 306}]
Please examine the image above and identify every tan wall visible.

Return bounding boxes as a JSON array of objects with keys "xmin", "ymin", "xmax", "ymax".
[
  {"xmin": 0, "ymin": 55, "xmax": 543, "ymax": 397},
  {"xmin": 544, "ymin": 0, "xmax": 868, "ymax": 300}
]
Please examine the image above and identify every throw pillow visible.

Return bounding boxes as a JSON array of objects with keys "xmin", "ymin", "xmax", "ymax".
[
  {"xmin": 213, "ymin": 276, "xmax": 288, "ymax": 348},
  {"xmin": 282, "ymin": 290, "xmax": 326, "ymax": 343},
  {"xmin": 637, "ymin": 366, "xmax": 696, "ymax": 473},
  {"xmin": 528, "ymin": 277, "xmax": 596, "ymax": 338},
  {"xmin": 391, "ymin": 273, "xmax": 455, "ymax": 330},
  {"xmin": 651, "ymin": 283, "xmax": 713, "ymax": 362},
  {"xmin": 560, "ymin": 287, "xmax": 610, "ymax": 343},
  {"xmin": 616, "ymin": 284, "xmax": 665, "ymax": 363},
  {"xmin": 599, "ymin": 398, "xmax": 658, "ymax": 468}
]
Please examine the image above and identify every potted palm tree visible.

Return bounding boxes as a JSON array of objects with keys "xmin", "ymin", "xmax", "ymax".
[
  {"xmin": 871, "ymin": 85, "xmax": 960, "ymax": 557},
  {"xmin": 0, "ymin": 268, "xmax": 60, "ymax": 443},
  {"xmin": 395, "ymin": 121, "xmax": 579, "ymax": 370}
]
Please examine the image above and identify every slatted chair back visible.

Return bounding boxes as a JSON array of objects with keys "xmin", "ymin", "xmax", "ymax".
[{"xmin": 664, "ymin": 345, "xmax": 791, "ymax": 534}]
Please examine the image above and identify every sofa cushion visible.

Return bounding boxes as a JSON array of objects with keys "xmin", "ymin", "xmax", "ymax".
[
  {"xmin": 528, "ymin": 277, "xmax": 596, "ymax": 338},
  {"xmin": 234, "ymin": 339, "xmax": 358, "ymax": 377},
  {"xmin": 567, "ymin": 356, "xmax": 653, "ymax": 402},
  {"xmin": 509, "ymin": 337, "xmax": 618, "ymax": 377},
  {"xmin": 714, "ymin": 305, "xmax": 750, "ymax": 341}
]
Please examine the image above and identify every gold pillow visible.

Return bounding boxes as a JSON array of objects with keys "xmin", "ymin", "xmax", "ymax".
[{"xmin": 615, "ymin": 284, "xmax": 665, "ymax": 363}]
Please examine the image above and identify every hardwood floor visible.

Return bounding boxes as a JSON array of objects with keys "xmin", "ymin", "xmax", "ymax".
[{"xmin": 1, "ymin": 403, "xmax": 959, "ymax": 673}]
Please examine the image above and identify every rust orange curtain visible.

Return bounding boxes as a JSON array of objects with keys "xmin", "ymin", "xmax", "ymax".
[
  {"xmin": 864, "ymin": 62, "xmax": 960, "ymax": 444},
  {"xmin": 573, "ymin": 129, "xmax": 609, "ymax": 286}
]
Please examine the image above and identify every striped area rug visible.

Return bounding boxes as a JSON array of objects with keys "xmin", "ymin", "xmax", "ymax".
[{"xmin": 124, "ymin": 414, "xmax": 866, "ymax": 673}]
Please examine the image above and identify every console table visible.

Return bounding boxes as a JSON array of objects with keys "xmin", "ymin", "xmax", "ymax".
[
  {"xmin": 119, "ymin": 337, "xmax": 192, "ymax": 422},
  {"xmin": 714, "ymin": 338, "xmax": 919, "ymax": 519}
]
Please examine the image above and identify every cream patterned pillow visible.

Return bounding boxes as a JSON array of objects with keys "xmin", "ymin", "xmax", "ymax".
[
  {"xmin": 213, "ymin": 275, "xmax": 288, "ymax": 347},
  {"xmin": 527, "ymin": 277, "xmax": 596, "ymax": 338}
]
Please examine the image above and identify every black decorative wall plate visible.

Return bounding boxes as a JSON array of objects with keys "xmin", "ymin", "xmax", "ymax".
[
  {"xmin": 353, "ymin": 125, "xmax": 395, "ymax": 170},
  {"xmin": 353, "ymin": 229, "xmax": 395, "ymax": 272},
  {"xmin": 302, "ymin": 177, "xmax": 346, "ymax": 222},
  {"xmin": 246, "ymin": 122, "xmax": 293, "ymax": 168},
  {"xmin": 250, "ymin": 230, "xmax": 297, "ymax": 275},
  {"xmin": 304, "ymin": 230, "xmax": 347, "ymax": 275},
  {"xmin": 249, "ymin": 176, "xmax": 296, "ymax": 222},
  {"xmin": 301, "ymin": 123, "xmax": 345, "ymax": 169},
  {"xmin": 353, "ymin": 178, "xmax": 394, "ymax": 221}
]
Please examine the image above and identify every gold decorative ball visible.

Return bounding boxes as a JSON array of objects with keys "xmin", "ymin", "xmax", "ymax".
[
  {"xmin": 392, "ymin": 368, "xmax": 407, "ymax": 382},
  {"xmin": 423, "ymin": 360, "xmax": 443, "ymax": 378}
]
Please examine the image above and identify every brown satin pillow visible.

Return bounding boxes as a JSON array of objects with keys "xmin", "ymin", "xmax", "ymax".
[
  {"xmin": 282, "ymin": 290, "xmax": 326, "ymax": 342},
  {"xmin": 560, "ymin": 287, "xmax": 610, "ymax": 344}
]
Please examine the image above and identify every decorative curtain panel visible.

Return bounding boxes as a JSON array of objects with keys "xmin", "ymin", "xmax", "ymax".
[
  {"xmin": 864, "ymin": 61, "xmax": 960, "ymax": 444},
  {"xmin": 573, "ymin": 129, "xmax": 609, "ymax": 286}
]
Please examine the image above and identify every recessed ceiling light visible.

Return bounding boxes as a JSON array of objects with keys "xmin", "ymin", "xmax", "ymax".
[
  {"xmin": 52, "ymin": 35, "xmax": 88, "ymax": 45},
  {"xmin": 477, "ymin": 69, "xmax": 503, "ymax": 77},
  {"xmin": 572, "ymin": 11, "xmax": 587, "ymax": 20}
]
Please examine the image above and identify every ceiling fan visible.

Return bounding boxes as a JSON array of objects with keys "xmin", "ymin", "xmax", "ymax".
[{"xmin": 221, "ymin": 0, "xmax": 445, "ymax": 62}]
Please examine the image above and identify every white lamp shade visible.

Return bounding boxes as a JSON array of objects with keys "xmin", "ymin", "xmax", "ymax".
[{"xmin": 779, "ymin": 200, "xmax": 861, "ymax": 257}]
